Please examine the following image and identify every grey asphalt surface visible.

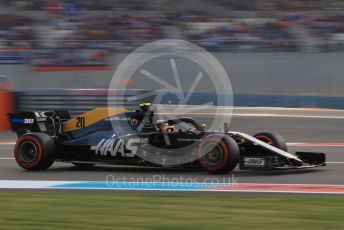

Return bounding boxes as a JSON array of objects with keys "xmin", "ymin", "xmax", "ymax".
[{"xmin": 1, "ymin": 106, "xmax": 344, "ymax": 185}]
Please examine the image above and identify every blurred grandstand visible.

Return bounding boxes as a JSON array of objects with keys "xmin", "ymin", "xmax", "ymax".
[
  {"xmin": 0, "ymin": 0, "xmax": 343, "ymax": 116},
  {"xmin": 0, "ymin": 0, "xmax": 343, "ymax": 55}
]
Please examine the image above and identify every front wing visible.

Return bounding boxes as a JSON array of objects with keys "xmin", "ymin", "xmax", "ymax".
[{"xmin": 229, "ymin": 132, "xmax": 326, "ymax": 171}]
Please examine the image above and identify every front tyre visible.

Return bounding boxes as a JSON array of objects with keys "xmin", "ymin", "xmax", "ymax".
[
  {"xmin": 14, "ymin": 133, "xmax": 55, "ymax": 170},
  {"xmin": 198, "ymin": 134, "xmax": 240, "ymax": 174},
  {"xmin": 254, "ymin": 131, "xmax": 288, "ymax": 151}
]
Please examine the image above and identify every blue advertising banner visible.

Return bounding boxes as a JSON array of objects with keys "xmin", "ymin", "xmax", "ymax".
[{"xmin": 0, "ymin": 47, "xmax": 30, "ymax": 64}]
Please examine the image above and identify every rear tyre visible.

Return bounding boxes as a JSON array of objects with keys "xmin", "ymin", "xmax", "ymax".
[
  {"xmin": 198, "ymin": 134, "xmax": 240, "ymax": 174},
  {"xmin": 72, "ymin": 163, "xmax": 95, "ymax": 168},
  {"xmin": 14, "ymin": 133, "xmax": 55, "ymax": 171},
  {"xmin": 254, "ymin": 131, "xmax": 288, "ymax": 151}
]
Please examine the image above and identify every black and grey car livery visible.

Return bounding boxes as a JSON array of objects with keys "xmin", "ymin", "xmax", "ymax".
[{"xmin": 8, "ymin": 103, "xmax": 326, "ymax": 174}]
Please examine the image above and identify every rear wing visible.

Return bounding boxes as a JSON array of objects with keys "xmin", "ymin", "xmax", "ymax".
[{"xmin": 7, "ymin": 111, "xmax": 71, "ymax": 137}]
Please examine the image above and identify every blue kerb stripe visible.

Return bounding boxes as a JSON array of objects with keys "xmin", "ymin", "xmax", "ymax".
[{"xmin": 52, "ymin": 182, "xmax": 226, "ymax": 190}]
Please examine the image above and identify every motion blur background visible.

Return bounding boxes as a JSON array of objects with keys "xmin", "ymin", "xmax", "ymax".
[{"xmin": 1, "ymin": 0, "xmax": 344, "ymax": 128}]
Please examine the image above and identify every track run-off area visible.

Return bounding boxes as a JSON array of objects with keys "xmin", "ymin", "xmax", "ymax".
[{"xmin": 1, "ymin": 106, "xmax": 344, "ymax": 194}]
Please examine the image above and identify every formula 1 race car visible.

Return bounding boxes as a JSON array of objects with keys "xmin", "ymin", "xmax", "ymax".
[{"xmin": 8, "ymin": 103, "xmax": 326, "ymax": 174}]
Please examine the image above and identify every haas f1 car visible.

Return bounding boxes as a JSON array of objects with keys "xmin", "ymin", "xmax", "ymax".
[{"xmin": 8, "ymin": 103, "xmax": 326, "ymax": 174}]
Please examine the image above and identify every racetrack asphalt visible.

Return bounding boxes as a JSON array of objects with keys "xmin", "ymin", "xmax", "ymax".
[{"xmin": 0, "ymin": 106, "xmax": 343, "ymax": 189}]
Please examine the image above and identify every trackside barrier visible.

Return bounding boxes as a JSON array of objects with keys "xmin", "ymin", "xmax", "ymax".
[
  {"xmin": 14, "ymin": 89, "xmax": 344, "ymax": 118},
  {"xmin": 157, "ymin": 92, "xmax": 344, "ymax": 109},
  {"xmin": 15, "ymin": 89, "xmax": 152, "ymax": 117}
]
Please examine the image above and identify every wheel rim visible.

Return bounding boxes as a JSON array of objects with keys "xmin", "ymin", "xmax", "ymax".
[
  {"xmin": 202, "ymin": 143, "xmax": 224, "ymax": 166},
  {"xmin": 19, "ymin": 141, "xmax": 38, "ymax": 163}
]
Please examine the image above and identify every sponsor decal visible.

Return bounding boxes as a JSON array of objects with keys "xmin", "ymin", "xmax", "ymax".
[
  {"xmin": 90, "ymin": 138, "xmax": 140, "ymax": 157},
  {"xmin": 11, "ymin": 118, "xmax": 24, "ymax": 124},
  {"xmin": 106, "ymin": 116, "xmax": 129, "ymax": 121},
  {"xmin": 23, "ymin": 118, "xmax": 35, "ymax": 124},
  {"xmin": 11, "ymin": 118, "xmax": 34, "ymax": 124},
  {"xmin": 244, "ymin": 157, "xmax": 265, "ymax": 167}
]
